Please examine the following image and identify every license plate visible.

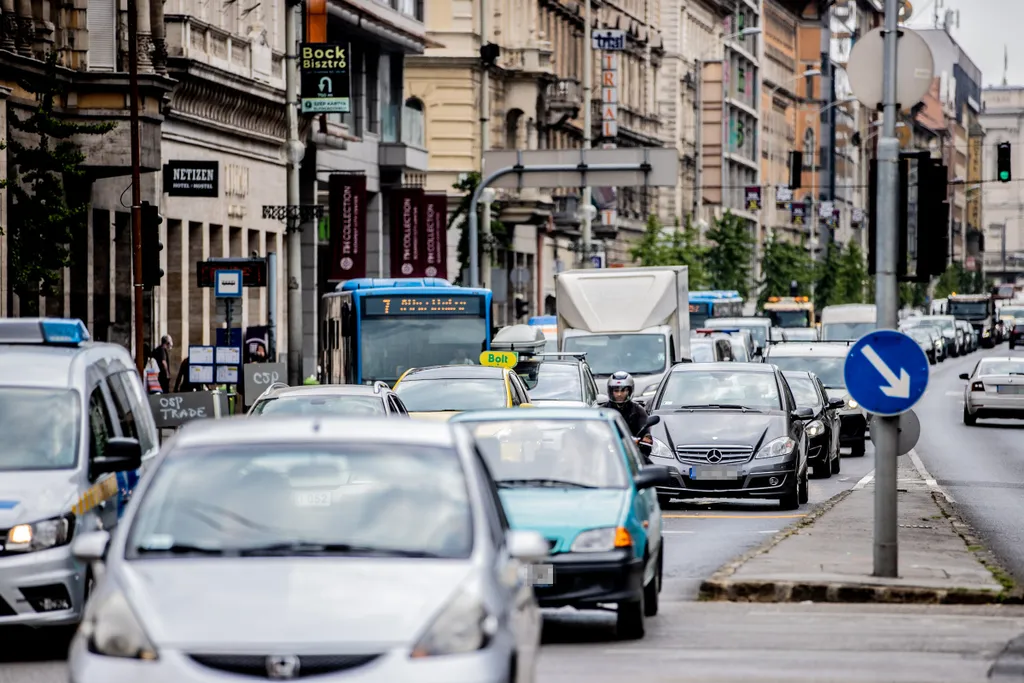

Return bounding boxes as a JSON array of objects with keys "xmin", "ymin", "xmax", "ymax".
[
  {"xmin": 996, "ymin": 385, "xmax": 1024, "ymax": 394},
  {"xmin": 689, "ymin": 466, "xmax": 739, "ymax": 480},
  {"xmin": 294, "ymin": 492, "xmax": 332, "ymax": 507},
  {"xmin": 521, "ymin": 563, "xmax": 553, "ymax": 586}
]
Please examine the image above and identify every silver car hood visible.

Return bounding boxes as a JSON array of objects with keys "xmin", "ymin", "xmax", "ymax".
[
  {"xmin": 530, "ymin": 399, "xmax": 590, "ymax": 408},
  {"xmin": 0, "ymin": 470, "xmax": 80, "ymax": 527},
  {"xmin": 121, "ymin": 558, "xmax": 473, "ymax": 651}
]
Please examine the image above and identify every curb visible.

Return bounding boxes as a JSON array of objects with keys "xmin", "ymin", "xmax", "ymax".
[{"xmin": 698, "ymin": 482, "xmax": 1019, "ymax": 605}]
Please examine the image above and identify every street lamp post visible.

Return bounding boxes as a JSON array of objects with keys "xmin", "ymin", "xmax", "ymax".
[{"xmin": 693, "ymin": 27, "xmax": 761, "ymax": 227}]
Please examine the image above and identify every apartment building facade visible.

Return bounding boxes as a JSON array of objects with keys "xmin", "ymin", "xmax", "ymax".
[
  {"xmin": 407, "ymin": 0, "xmax": 665, "ymax": 323},
  {"xmin": 979, "ymin": 86, "xmax": 1024, "ymax": 283}
]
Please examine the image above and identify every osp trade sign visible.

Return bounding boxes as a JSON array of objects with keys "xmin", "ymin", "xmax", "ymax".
[{"xmin": 300, "ymin": 43, "xmax": 352, "ymax": 114}]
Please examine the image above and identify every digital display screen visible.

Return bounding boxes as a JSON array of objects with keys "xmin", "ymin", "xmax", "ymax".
[
  {"xmin": 362, "ymin": 295, "xmax": 485, "ymax": 317},
  {"xmin": 689, "ymin": 303, "xmax": 708, "ymax": 313}
]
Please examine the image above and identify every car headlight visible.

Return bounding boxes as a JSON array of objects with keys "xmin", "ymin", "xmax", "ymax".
[
  {"xmin": 934, "ymin": 339, "xmax": 942, "ymax": 348},
  {"xmin": 5, "ymin": 514, "xmax": 74, "ymax": 553},
  {"xmin": 410, "ymin": 586, "xmax": 498, "ymax": 658},
  {"xmin": 755, "ymin": 436, "xmax": 796, "ymax": 459},
  {"xmin": 845, "ymin": 396, "xmax": 859, "ymax": 410},
  {"xmin": 570, "ymin": 526, "xmax": 632, "ymax": 553},
  {"xmin": 650, "ymin": 438, "xmax": 674, "ymax": 459},
  {"xmin": 806, "ymin": 420, "xmax": 825, "ymax": 438},
  {"xmin": 80, "ymin": 588, "xmax": 159, "ymax": 660}
]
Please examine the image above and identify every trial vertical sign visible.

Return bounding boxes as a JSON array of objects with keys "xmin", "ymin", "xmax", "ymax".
[{"xmin": 300, "ymin": 44, "xmax": 351, "ymax": 113}]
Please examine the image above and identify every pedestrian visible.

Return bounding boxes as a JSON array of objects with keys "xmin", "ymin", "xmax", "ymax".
[
  {"xmin": 151, "ymin": 335, "xmax": 173, "ymax": 393},
  {"xmin": 174, "ymin": 355, "xmax": 198, "ymax": 392},
  {"xmin": 142, "ymin": 345, "xmax": 163, "ymax": 394}
]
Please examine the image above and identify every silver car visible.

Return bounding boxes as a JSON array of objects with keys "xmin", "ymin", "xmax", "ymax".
[
  {"xmin": 68, "ymin": 416, "xmax": 548, "ymax": 683},
  {"xmin": 962, "ymin": 357, "xmax": 1024, "ymax": 425}
]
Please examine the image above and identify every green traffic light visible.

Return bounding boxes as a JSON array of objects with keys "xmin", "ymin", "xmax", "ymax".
[{"xmin": 1000, "ymin": 171, "xmax": 1010, "ymax": 181}]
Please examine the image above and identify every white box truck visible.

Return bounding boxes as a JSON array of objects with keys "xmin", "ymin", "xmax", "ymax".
[{"xmin": 555, "ymin": 266, "xmax": 690, "ymax": 398}]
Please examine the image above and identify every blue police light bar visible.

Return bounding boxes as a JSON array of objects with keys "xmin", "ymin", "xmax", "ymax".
[
  {"xmin": 339, "ymin": 278, "xmax": 453, "ymax": 291},
  {"xmin": 528, "ymin": 315, "xmax": 557, "ymax": 326},
  {"xmin": 0, "ymin": 318, "xmax": 90, "ymax": 345},
  {"xmin": 695, "ymin": 328, "xmax": 740, "ymax": 335}
]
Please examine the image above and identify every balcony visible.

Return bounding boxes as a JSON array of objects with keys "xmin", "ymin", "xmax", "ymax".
[
  {"xmin": 379, "ymin": 104, "xmax": 428, "ymax": 171},
  {"xmin": 501, "ymin": 41, "xmax": 555, "ymax": 76},
  {"xmin": 545, "ymin": 79, "xmax": 582, "ymax": 117}
]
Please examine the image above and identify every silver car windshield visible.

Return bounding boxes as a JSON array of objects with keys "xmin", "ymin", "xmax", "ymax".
[
  {"xmin": 515, "ymin": 361, "xmax": 582, "ymax": 400},
  {"xmin": 0, "ymin": 388, "xmax": 81, "ymax": 472},
  {"xmin": 250, "ymin": 395, "xmax": 385, "ymax": 417},
  {"xmin": 465, "ymin": 419, "xmax": 628, "ymax": 489},
  {"xmin": 657, "ymin": 371, "xmax": 782, "ymax": 411},
  {"xmin": 126, "ymin": 444, "xmax": 473, "ymax": 559},
  {"xmin": 784, "ymin": 375, "xmax": 821, "ymax": 409},
  {"xmin": 768, "ymin": 356, "xmax": 847, "ymax": 390}
]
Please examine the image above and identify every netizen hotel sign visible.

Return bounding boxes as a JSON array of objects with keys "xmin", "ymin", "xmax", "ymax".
[{"xmin": 300, "ymin": 43, "xmax": 351, "ymax": 114}]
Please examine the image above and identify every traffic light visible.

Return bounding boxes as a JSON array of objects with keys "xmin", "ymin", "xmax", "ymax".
[
  {"xmin": 788, "ymin": 151, "xmax": 802, "ymax": 189},
  {"xmin": 998, "ymin": 142, "xmax": 1012, "ymax": 182},
  {"xmin": 514, "ymin": 296, "xmax": 529, "ymax": 320},
  {"xmin": 141, "ymin": 201, "xmax": 164, "ymax": 289},
  {"xmin": 480, "ymin": 43, "xmax": 499, "ymax": 66}
]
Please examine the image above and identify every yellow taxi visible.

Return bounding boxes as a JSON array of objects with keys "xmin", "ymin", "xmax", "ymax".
[{"xmin": 393, "ymin": 353, "xmax": 534, "ymax": 420}]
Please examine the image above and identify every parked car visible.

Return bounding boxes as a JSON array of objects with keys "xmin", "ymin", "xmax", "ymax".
[
  {"xmin": 961, "ymin": 357, "xmax": 1024, "ymax": 425},
  {"xmin": 781, "ymin": 371, "xmax": 843, "ymax": 478}
]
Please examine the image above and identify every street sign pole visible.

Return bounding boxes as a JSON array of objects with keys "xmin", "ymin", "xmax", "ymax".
[{"xmin": 874, "ymin": 0, "xmax": 903, "ymax": 578}]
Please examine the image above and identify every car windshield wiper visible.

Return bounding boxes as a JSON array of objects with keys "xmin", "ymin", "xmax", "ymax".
[
  {"xmin": 674, "ymin": 404, "xmax": 763, "ymax": 412},
  {"xmin": 497, "ymin": 478, "xmax": 598, "ymax": 489},
  {"xmin": 236, "ymin": 542, "xmax": 446, "ymax": 558},
  {"xmin": 135, "ymin": 543, "xmax": 225, "ymax": 556}
]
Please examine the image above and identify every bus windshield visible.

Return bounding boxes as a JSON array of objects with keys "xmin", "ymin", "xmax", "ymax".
[
  {"xmin": 360, "ymin": 317, "xmax": 487, "ymax": 384},
  {"xmin": 563, "ymin": 334, "xmax": 667, "ymax": 377}
]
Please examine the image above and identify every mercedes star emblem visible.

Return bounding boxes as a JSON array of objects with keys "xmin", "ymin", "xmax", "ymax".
[
  {"xmin": 706, "ymin": 449, "xmax": 724, "ymax": 463},
  {"xmin": 266, "ymin": 655, "xmax": 301, "ymax": 680}
]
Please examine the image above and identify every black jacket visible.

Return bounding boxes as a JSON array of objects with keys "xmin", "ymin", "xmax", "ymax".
[{"xmin": 603, "ymin": 399, "xmax": 649, "ymax": 437}]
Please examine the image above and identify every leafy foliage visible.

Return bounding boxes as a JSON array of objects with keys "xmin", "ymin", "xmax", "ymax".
[
  {"xmin": 813, "ymin": 240, "xmax": 868, "ymax": 309},
  {"xmin": 756, "ymin": 235, "xmax": 815, "ymax": 309},
  {"xmin": 0, "ymin": 52, "xmax": 115, "ymax": 311},
  {"xmin": 448, "ymin": 172, "xmax": 510, "ymax": 286},
  {"xmin": 933, "ymin": 262, "xmax": 984, "ymax": 299},
  {"xmin": 704, "ymin": 211, "xmax": 754, "ymax": 296},
  {"xmin": 629, "ymin": 214, "xmax": 707, "ymax": 287}
]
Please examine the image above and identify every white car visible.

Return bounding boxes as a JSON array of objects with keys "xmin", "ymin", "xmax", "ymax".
[
  {"xmin": 961, "ymin": 357, "xmax": 1024, "ymax": 425},
  {"xmin": 68, "ymin": 416, "xmax": 548, "ymax": 683}
]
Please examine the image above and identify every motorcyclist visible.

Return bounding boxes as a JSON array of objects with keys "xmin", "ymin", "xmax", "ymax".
[{"xmin": 601, "ymin": 371, "xmax": 650, "ymax": 440}]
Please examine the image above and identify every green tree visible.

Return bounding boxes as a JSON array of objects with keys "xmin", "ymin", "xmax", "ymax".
[
  {"xmin": 833, "ymin": 240, "xmax": 869, "ymax": 304},
  {"xmin": 757, "ymin": 235, "xmax": 815, "ymax": 309},
  {"xmin": 447, "ymin": 172, "xmax": 509, "ymax": 286},
  {"xmin": 813, "ymin": 241, "xmax": 842, "ymax": 309},
  {"xmin": 899, "ymin": 282, "xmax": 928, "ymax": 308},
  {"xmin": 630, "ymin": 214, "xmax": 707, "ymax": 287},
  {"xmin": 0, "ymin": 52, "xmax": 115, "ymax": 314},
  {"xmin": 932, "ymin": 262, "xmax": 981, "ymax": 299},
  {"xmin": 704, "ymin": 211, "xmax": 754, "ymax": 296}
]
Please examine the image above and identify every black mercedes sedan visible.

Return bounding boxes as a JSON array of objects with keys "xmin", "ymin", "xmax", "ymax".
[
  {"xmin": 782, "ymin": 370, "xmax": 843, "ymax": 479},
  {"xmin": 644, "ymin": 362, "xmax": 812, "ymax": 511}
]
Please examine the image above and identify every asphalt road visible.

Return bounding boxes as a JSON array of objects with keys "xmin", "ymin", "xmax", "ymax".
[{"xmin": 912, "ymin": 342, "xmax": 1024, "ymax": 581}]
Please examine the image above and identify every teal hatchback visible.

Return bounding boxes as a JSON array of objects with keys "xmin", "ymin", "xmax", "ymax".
[{"xmin": 451, "ymin": 408, "xmax": 677, "ymax": 640}]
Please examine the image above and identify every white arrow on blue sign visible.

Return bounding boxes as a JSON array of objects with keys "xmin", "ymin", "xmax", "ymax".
[{"xmin": 843, "ymin": 329, "xmax": 930, "ymax": 416}]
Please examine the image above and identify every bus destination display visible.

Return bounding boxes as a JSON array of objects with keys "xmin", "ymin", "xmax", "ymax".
[{"xmin": 363, "ymin": 295, "xmax": 484, "ymax": 317}]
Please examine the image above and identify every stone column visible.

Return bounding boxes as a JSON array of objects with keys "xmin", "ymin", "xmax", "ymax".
[
  {"xmin": 135, "ymin": 0, "xmax": 153, "ymax": 71},
  {"xmin": 149, "ymin": 0, "xmax": 166, "ymax": 74},
  {"xmin": 1, "ymin": 0, "xmax": 17, "ymax": 51},
  {"xmin": 15, "ymin": 0, "xmax": 32, "ymax": 57}
]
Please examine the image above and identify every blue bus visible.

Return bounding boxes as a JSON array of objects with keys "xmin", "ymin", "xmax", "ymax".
[
  {"xmin": 688, "ymin": 290, "xmax": 745, "ymax": 329},
  {"xmin": 321, "ymin": 278, "xmax": 494, "ymax": 386},
  {"xmin": 527, "ymin": 315, "xmax": 558, "ymax": 352}
]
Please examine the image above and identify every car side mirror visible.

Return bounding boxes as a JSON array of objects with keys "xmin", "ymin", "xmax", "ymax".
[
  {"xmin": 506, "ymin": 530, "xmax": 549, "ymax": 563},
  {"xmin": 645, "ymin": 415, "xmax": 661, "ymax": 429},
  {"xmin": 596, "ymin": 393, "xmax": 608, "ymax": 404},
  {"xmin": 72, "ymin": 530, "xmax": 111, "ymax": 563},
  {"xmin": 792, "ymin": 407, "xmax": 815, "ymax": 420},
  {"xmin": 959, "ymin": 373, "xmax": 970, "ymax": 380},
  {"xmin": 634, "ymin": 465, "xmax": 674, "ymax": 490},
  {"xmin": 89, "ymin": 437, "xmax": 142, "ymax": 480},
  {"xmin": 828, "ymin": 398, "xmax": 845, "ymax": 410}
]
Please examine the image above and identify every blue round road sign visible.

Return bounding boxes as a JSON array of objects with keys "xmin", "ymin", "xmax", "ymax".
[{"xmin": 843, "ymin": 330, "xmax": 930, "ymax": 417}]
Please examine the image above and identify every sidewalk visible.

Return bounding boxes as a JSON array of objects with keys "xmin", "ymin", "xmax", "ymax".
[{"xmin": 700, "ymin": 458, "xmax": 1012, "ymax": 604}]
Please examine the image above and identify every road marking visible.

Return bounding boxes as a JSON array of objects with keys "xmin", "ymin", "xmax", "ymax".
[
  {"xmin": 759, "ymin": 529, "xmax": 780, "ymax": 533},
  {"xmin": 853, "ymin": 471, "xmax": 875, "ymax": 490},
  {"xmin": 662, "ymin": 514, "xmax": 806, "ymax": 519},
  {"xmin": 909, "ymin": 448, "xmax": 955, "ymax": 503}
]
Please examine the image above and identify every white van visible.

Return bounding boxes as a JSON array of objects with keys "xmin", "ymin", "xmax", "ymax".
[{"xmin": 820, "ymin": 304, "xmax": 877, "ymax": 342}]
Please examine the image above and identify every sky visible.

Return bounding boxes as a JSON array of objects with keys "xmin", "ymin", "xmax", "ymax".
[{"xmin": 907, "ymin": 0, "xmax": 1024, "ymax": 88}]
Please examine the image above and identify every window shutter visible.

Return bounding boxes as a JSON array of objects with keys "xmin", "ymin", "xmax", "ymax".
[{"xmin": 87, "ymin": 0, "xmax": 117, "ymax": 71}]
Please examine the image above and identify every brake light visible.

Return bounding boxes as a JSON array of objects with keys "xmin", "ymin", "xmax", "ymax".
[{"xmin": 971, "ymin": 381, "xmax": 985, "ymax": 392}]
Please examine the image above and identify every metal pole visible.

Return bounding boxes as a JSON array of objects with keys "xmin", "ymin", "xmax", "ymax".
[
  {"xmin": 820, "ymin": 0, "xmax": 834, "ymax": 252},
  {"xmin": 285, "ymin": 0, "xmax": 303, "ymax": 385},
  {"xmin": 468, "ymin": 163, "xmax": 650, "ymax": 268},
  {"xmin": 267, "ymin": 251, "xmax": 278, "ymax": 362},
  {"xmin": 480, "ymin": 0, "xmax": 492, "ymax": 290},
  {"xmin": 581, "ymin": 0, "xmax": 593, "ymax": 263},
  {"xmin": 873, "ymin": 0, "xmax": 901, "ymax": 579},
  {"xmin": 1003, "ymin": 222, "xmax": 1008, "ymax": 279},
  {"xmin": 693, "ymin": 58, "xmax": 702, "ymax": 223},
  {"xmin": 127, "ymin": 0, "xmax": 145, "ymax": 376}
]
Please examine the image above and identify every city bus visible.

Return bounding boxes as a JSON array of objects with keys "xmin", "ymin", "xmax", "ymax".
[
  {"xmin": 762, "ymin": 296, "xmax": 816, "ymax": 328},
  {"xmin": 321, "ymin": 278, "xmax": 494, "ymax": 386},
  {"xmin": 527, "ymin": 315, "xmax": 558, "ymax": 352},
  {"xmin": 688, "ymin": 290, "xmax": 744, "ymax": 329}
]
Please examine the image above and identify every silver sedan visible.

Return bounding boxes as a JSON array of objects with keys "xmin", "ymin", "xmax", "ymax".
[
  {"xmin": 67, "ymin": 416, "xmax": 548, "ymax": 683},
  {"xmin": 962, "ymin": 357, "xmax": 1024, "ymax": 425}
]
